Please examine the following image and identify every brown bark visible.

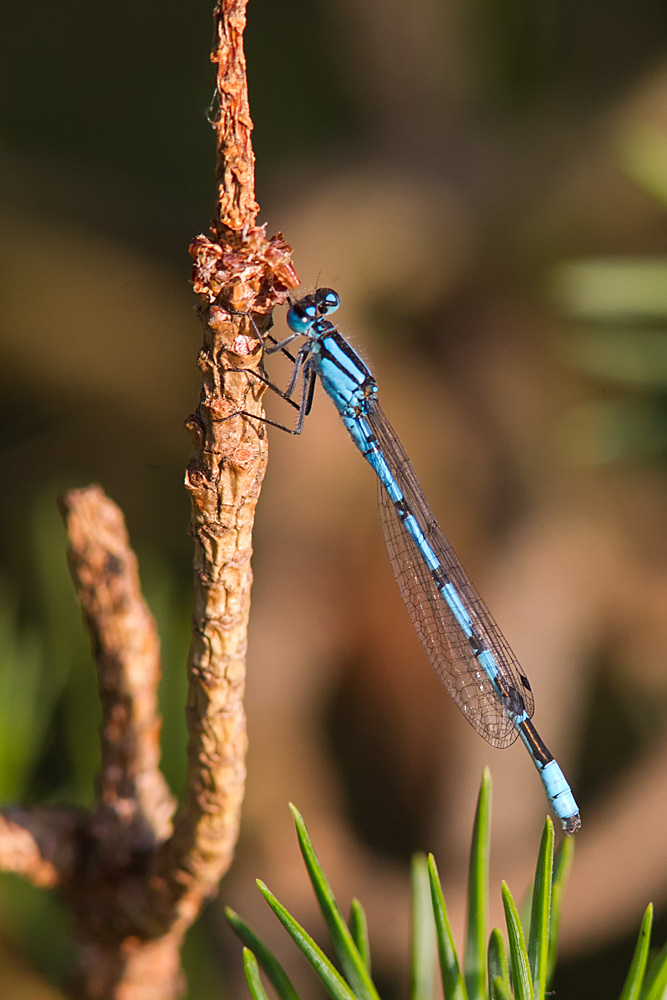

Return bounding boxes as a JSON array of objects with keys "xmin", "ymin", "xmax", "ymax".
[
  {"xmin": 59, "ymin": 486, "xmax": 175, "ymax": 857},
  {"xmin": 0, "ymin": 1, "xmax": 299, "ymax": 997}
]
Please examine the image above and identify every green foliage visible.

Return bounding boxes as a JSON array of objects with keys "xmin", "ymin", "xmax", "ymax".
[
  {"xmin": 550, "ymin": 122, "xmax": 667, "ymax": 466},
  {"xmin": 226, "ymin": 771, "xmax": 667, "ymax": 999},
  {"xmin": 0, "ymin": 492, "xmax": 94, "ymax": 804},
  {"xmin": 410, "ymin": 855, "xmax": 435, "ymax": 1000},
  {"xmin": 464, "ymin": 768, "xmax": 491, "ymax": 998},
  {"xmin": 0, "ymin": 583, "xmax": 51, "ymax": 800}
]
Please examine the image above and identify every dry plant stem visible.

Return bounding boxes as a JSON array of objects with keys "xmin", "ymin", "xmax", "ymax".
[
  {"xmin": 0, "ymin": 1, "xmax": 298, "ymax": 996},
  {"xmin": 211, "ymin": 0, "xmax": 259, "ymax": 230},
  {"xmin": 60, "ymin": 486, "xmax": 175, "ymax": 857},
  {"xmin": 0, "ymin": 483, "xmax": 172, "ymax": 899},
  {"xmin": 145, "ymin": 0, "xmax": 298, "ymax": 935},
  {"xmin": 0, "ymin": 806, "xmax": 81, "ymax": 888}
]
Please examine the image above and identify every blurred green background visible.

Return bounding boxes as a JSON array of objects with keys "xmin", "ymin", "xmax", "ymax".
[{"xmin": 1, "ymin": 0, "xmax": 667, "ymax": 997}]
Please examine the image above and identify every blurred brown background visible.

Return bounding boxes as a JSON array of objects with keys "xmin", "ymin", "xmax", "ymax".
[{"xmin": 1, "ymin": 0, "xmax": 667, "ymax": 997}]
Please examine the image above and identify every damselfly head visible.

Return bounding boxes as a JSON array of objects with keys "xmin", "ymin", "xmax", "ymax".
[
  {"xmin": 287, "ymin": 287, "xmax": 340, "ymax": 334},
  {"xmin": 286, "ymin": 296, "xmax": 319, "ymax": 334}
]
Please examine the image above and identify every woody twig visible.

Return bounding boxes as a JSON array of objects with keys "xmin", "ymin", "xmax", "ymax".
[{"xmin": 0, "ymin": 1, "xmax": 298, "ymax": 997}]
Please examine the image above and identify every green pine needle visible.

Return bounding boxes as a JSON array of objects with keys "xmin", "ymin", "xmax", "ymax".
[
  {"xmin": 242, "ymin": 949, "xmax": 272, "ymax": 1000},
  {"xmin": 527, "ymin": 818, "xmax": 554, "ymax": 1000},
  {"xmin": 490, "ymin": 975, "xmax": 513, "ymax": 1000},
  {"xmin": 428, "ymin": 854, "xmax": 467, "ymax": 1000},
  {"xmin": 488, "ymin": 928, "xmax": 510, "ymax": 1000},
  {"xmin": 257, "ymin": 879, "xmax": 358, "ymax": 1000},
  {"xmin": 464, "ymin": 767, "xmax": 491, "ymax": 1000},
  {"xmin": 618, "ymin": 904, "xmax": 653, "ymax": 1000},
  {"xmin": 225, "ymin": 907, "xmax": 301, "ymax": 1000},
  {"xmin": 349, "ymin": 899, "xmax": 371, "ymax": 973},
  {"xmin": 226, "ymin": 780, "xmax": 666, "ymax": 1000},
  {"xmin": 410, "ymin": 854, "xmax": 436, "ymax": 1000},
  {"xmin": 640, "ymin": 935, "xmax": 667, "ymax": 1000},
  {"xmin": 288, "ymin": 804, "xmax": 380, "ymax": 1000},
  {"xmin": 501, "ymin": 882, "xmax": 533, "ymax": 1000}
]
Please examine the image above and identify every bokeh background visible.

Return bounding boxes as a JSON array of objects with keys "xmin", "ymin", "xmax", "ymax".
[{"xmin": 1, "ymin": 0, "xmax": 667, "ymax": 996}]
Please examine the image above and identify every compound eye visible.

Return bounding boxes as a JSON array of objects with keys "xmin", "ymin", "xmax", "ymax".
[
  {"xmin": 316, "ymin": 288, "xmax": 340, "ymax": 315},
  {"xmin": 286, "ymin": 298, "xmax": 318, "ymax": 333}
]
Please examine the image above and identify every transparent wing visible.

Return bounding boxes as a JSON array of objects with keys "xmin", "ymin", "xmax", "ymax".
[{"xmin": 365, "ymin": 400, "xmax": 534, "ymax": 748}]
